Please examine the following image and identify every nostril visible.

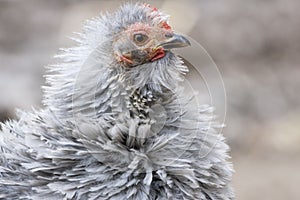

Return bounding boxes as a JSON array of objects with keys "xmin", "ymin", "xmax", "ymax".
[{"xmin": 165, "ymin": 33, "xmax": 173, "ymax": 38}]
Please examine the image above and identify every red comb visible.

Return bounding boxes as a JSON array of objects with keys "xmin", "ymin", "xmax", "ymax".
[
  {"xmin": 143, "ymin": 3, "xmax": 172, "ymax": 30},
  {"xmin": 161, "ymin": 21, "xmax": 171, "ymax": 30},
  {"xmin": 143, "ymin": 3, "xmax": 158, "ymax": 12}
]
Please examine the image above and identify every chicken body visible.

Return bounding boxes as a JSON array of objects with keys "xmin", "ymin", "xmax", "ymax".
[{"xmin": 0, "ymin": 4, "xmax": 234, "ymax": 200}]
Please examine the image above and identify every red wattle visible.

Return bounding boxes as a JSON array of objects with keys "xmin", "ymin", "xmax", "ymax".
[{"xmin": 151, "ymin": 48, "xmax": 165, "ymax": 61}]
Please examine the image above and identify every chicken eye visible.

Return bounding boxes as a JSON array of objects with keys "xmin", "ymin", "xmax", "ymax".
[{"xmin": 133, "ymin": 33, "xmax": 149, "ymax": 45}]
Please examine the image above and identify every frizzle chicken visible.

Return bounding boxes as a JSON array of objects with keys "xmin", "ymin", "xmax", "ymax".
[{"xmin": 0, "ymin": 3, "xmax": 234, "ymax": 200}]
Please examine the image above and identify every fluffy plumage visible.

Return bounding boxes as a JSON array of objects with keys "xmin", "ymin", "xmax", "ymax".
[{"xmin": 0, "ymin": 3, "xmax": 234, "ymax": 199}]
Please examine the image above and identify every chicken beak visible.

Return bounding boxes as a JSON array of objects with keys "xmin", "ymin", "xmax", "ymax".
[{"xmin": 158, "ymin": 34, "xmax": 191, "ymax": 50}]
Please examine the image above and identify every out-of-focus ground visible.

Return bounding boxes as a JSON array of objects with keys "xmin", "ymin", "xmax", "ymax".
[{"xmin": 0, "ymin": 0, "xmax": 299, "ymax": 199}]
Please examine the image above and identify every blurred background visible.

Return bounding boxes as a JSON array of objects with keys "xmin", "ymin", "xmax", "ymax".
[{"xmin": 0, "ymin": 0, "xmax": 299, "ymax": 199}]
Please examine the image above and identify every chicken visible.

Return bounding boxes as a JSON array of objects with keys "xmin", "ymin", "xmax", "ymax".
[{"xmin": 0, "ymin": 3, "xmax": 234, "ymax": 199}]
